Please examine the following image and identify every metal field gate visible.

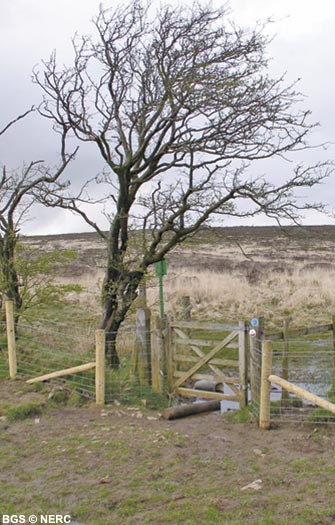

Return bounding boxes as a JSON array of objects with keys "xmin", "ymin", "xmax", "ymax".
[{"xmin": 167, "ymin": 320, "xmax": 248, "ymax": 408}]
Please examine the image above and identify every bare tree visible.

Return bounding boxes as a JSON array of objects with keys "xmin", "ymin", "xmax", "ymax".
[
  {"xmin": 33, "ymin": 1, "xmax": 332, "ymax": 366},
  {"xmin": 0, "ymin": 110, "xmax": 77, "ymax": 320}
]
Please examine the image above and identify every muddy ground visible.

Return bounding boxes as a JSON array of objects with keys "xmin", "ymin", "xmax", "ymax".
[{"xmin": 1, "ymin": 380, "xmax": 335, "ymax": 525}]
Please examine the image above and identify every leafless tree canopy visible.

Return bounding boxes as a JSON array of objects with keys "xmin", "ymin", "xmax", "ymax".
[
  {"xmin": 33, "ymin": 1, "xmax": 332, "ymax": 365},
  {"xmin": 0, "ymin": 111, "xmax": 77, "ymax": 314}
]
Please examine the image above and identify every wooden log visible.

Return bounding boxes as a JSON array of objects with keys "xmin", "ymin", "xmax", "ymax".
[
  {"xmin": 5, "ymin": 300, "xmax": 17, "ymax": 379},
  {"xmin": 259, "ymin": 340, "xmax": 273, "ymax": 430},
  {"xmin": 27, "ymin": 362, "xmax": 96, "ymax": 384},
  {"xmin": 269, "ymin": 374, "xmax": 335, "ymax": 416},
  {"xmin": 95, "ymin": 329, "xmax": 105, "ymax": 406},
  {"xmin": 162, "ymin": 400, "xmax": 221, "ymax": 420}
]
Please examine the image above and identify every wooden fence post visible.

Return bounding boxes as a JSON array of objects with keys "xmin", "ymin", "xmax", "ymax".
[
  {"xmin": 151, "ymin": 316, "xmax": 164, "ymax": 394},
  {"xmin": 238, "ymin": 320, "xmax": 248, "ymax": 408},
  {"xmin": 5, "ymin": 300, "xmax": 17, "ymax": 379},
  {"xmin": 95, "ymin": 329, "xmax": 105, "ymax": 406},
  {"xmin": 132, "ymin": 282, "xmax": 151, "ymax": 386},
  {"xmin": 180, "ymin": 295, "xmax": 192, "ymax": 321},
  {"xmin": 259, "ymin": 340, "xmax": 273, "ymax": 430},
  {"xmin": 249, "ymin": 316, "xmax": 264, "ymax": 407},
  {"xmin": 282, "ymin": 319, "xmax": 290, "ymax": 403},
  {"xmin": 179, "ymin": 295, "xmax": 192, "ymax": 355}
]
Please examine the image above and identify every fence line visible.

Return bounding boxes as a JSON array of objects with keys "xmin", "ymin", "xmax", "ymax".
[
  {"xmin": 3, "ymin": 297, "xmax": 335, "ymax": 423},
  {"xmin": 5, "ymin": 300, "xmax": 17, "ymax": 378},
  {"xmin": 2, "ymin": 300, "xmax": 106, "ymax": 405},
  {"xmin": 259, "ymin": 338, "xmax": 335, "ymax": 427},
  {"xmin": 2, "ymin": 300, "xmax": 170, "ymax": 407}
]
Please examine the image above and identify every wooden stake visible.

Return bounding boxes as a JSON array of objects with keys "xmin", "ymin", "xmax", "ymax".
[
  {"xmin": 95, "ymin": 329, "xmax": 105, "ymax": 406},
  {"xmin": 282, "ymin": 319, "xmax": 289, "ymax": 403},
  {"xmin": 259, "ymin": 340, "xmax": 273, "ymax": 430},
  {"xmin": 5, "ymin": 300, "xmax": 17, "ymax": 379},
  {"xmin": 181, "ymin": 295, "xmax": 192, "ymax": 334},
  {"xmin": 180, "ymin": 295, "xmax": 192, "ymax": 322},
  {"xmin": 27, "ymin": 362, "xmax": 96, "ymax": 384}
]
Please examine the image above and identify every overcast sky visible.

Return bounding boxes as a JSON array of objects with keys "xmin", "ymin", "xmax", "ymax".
[{"xmin": 1, "ymin": 0, "xmax": 335, "ymax": 235}]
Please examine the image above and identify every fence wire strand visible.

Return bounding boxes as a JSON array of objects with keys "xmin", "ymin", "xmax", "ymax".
[
  {"xmin": 2, "ymin": 307, "xmax": 335, "ymax": 422},
  {"xmin": 253, "ymin": 336, "xmax": 335, "ymax": 424},
  {"xmin": 0, "ymin": 317, "xmax": 168, "ymax": 406}
]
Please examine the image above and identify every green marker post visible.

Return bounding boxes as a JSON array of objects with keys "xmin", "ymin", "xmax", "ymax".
[{"xmin": 155, "ymin": 259, "xmax": 167, "ymax": 318}]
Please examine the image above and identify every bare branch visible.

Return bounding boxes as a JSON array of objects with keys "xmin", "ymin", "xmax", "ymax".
[
  {"xmin": 0, "ymin": 109, "xmax": 76, "ymax": 316},
  {"xmin": 32, "ymin": 0, "xmax": 333, "ymax": 366},
  {"xmin": 0, "ymin": 107, "xmax": 35, "ymax": 136}
]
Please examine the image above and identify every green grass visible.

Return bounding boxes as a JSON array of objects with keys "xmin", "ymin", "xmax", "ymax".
[
  {"xmin": 0, "ymin": 354, "xmax": 8, "ymax": 379},
  {"xmin": 5, "ymin": 401, "xmax": 43, "ymax": 421},
  {"xmin": 225, "ymin": 404, "xmax": 256, "ymax": 423}
]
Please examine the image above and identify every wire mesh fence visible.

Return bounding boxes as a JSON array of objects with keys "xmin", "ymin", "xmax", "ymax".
[
  {"xmin": 254, "ymin": 335, "xmax": 335, "ymax": 424},
  {"xmin": 0, "ymin": 320, "xmax": 8, "ymax": 380},
  {"xmin": 3, "ymin": 299, "xmax": 335, "ymax": 422},
  {"xmin": 0, "ymin": 310, "xmax": 169, "ymax": 407},
  {"xmin": 14, "ymin": 317, "xmax": 97, "ymax": 399},
  {"xmin": 103, "ymin": 327, "xmax": 169, "ymax": 407}
]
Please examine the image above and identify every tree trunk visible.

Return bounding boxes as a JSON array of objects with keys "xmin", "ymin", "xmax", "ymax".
[
  {"xmin": 0, "ymin": 233, "xmax": 22, "ymax": 325},
  {"xmin": 101, "ymin": 253, "xmax": 145, "ymax": 368},
  {"xmin": 105, "ymin": 329, "xmax": 120, "ymax": 368}
]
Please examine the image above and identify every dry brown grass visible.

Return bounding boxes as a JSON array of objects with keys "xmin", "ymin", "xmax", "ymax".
[
  {"xmin": 149, "ymin": 265, "xmax": 335, "ymax": 330},
  {"xmin": 23, "ymin": 225, "xmax": 335, "ymax": 330}
]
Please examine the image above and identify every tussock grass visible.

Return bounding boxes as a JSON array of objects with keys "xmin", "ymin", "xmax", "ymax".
[
  {"xmin": 148, "ymin": 265, "xmax": 335, "ymax": 330},
  {"xmin": 24, "ymin": 226, "xmax": 335, "ymax": 333}
]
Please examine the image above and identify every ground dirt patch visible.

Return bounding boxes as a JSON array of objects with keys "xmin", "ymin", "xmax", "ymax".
[{"xmin": 1, "ymin": 380, "xmax": 335, "ymax": 524}]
